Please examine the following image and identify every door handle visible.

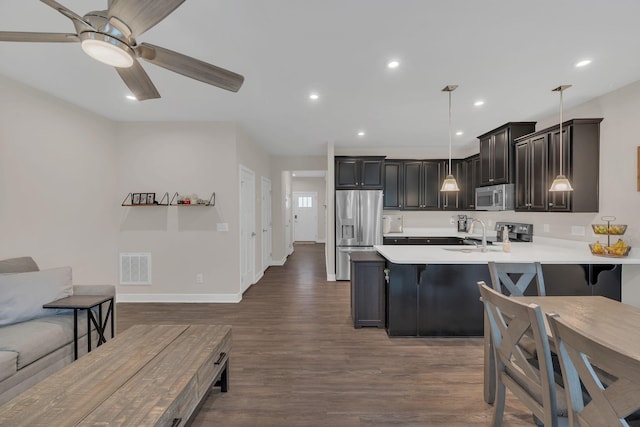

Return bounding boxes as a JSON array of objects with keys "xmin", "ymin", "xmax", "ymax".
[{"xmin": 251, "ymin": 232, "xmax": 256, "ymax": 237}]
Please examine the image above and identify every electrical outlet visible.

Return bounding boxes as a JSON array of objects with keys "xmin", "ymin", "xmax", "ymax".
[
  {"xmin": 449, "ymin": 216, "xmax": 455, "ymax": 225},
  {"xmin": 543, "ymin": 224, "xmax": 550, "ymax": 233},
  {"xmin": 196, "ymin": 273, "xmax": 204, "ymax": 284},
  {"xmin": 216, "ymin": 223, "xmax": 229, "ymax": 232},
  {"xmin": 571, "ymin": 226, "xmax": 586, "ymax": 236}
]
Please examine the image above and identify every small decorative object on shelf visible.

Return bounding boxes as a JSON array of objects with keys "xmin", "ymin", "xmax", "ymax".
[
  {"xmin": 589, "ymin": 216, "xmax": 631, "ymax": 257},
  {"xmin": 169, "ymin": 192, "xmax": 215, "ymax": 206},
  {"xmin": 122, "ymin": 192, "xmax": 169, "ymax": 206}
]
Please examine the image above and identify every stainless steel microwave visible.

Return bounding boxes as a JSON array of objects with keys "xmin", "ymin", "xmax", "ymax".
[{"xmin": 475, "ymin": 184, "xmax": 515, "ymax": 211}]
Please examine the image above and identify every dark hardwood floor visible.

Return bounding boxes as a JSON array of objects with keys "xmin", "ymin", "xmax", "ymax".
[{"xmin": 117, "ymin": 243, "xmax": 532, "ymax": 426}]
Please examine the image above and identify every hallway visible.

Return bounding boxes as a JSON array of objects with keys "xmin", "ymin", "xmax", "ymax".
[{"xmin": 117, "ymin": 243, "xmax": 531, "ymax": 426}]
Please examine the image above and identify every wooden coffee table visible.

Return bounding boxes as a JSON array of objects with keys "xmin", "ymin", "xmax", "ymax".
[{"xmin": 0, "ymin": 324, "xmax": 231, "ymax": 426}]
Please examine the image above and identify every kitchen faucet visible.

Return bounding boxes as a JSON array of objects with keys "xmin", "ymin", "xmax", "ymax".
[{"xmin": 467, "ymin": 219, "xmax": 488, "ymax": 252}]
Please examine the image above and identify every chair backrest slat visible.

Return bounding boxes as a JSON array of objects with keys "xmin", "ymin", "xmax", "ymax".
[
  {"xmin": 547, "ymin": 312, "xmax": 640, "ymax": 427},
  {"xmin": 488, "ymin": 261, "xmax": 546, "ymax": 296},
  {"xmin": 478, "ymin": 281, "xmax": 558, "ymax": 426}
]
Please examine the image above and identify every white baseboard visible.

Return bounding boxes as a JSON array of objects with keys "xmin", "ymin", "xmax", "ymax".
[
  {"xmin": 326, "ymin": 274, "xmax": 336, "ymax": 281},
  {"xmin": 116, "ymin": 293, "xmax": 242, "ymax": 303},
  {"xmin": 254, "ymin": 270, "xmax": 264, "ymax": 284},
  {"xmin": 288, "ymin": 246, "xmax": 294, "ymax": 255},
  {"xmin": 271, "ymin": 256, "xmax": 287, "ymax": 266}
]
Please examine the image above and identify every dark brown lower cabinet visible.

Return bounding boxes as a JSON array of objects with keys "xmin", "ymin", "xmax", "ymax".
[
  {"xmin": 385, "ymin": 262, "xmax": 621, "ymax": 337},
  {"xmin": 350, "ymin": 252, "xmax": 386, "ymax": 328}
]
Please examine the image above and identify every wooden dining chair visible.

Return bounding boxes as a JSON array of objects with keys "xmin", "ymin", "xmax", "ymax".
[
  {"xmin": 547, "ymin": 313, "xmax": 640, "ymax": 427},
  {"xmin": 488, "ymin": 261, "xmax": 546, "ymax": 297},
  {"xmin": 484, "ymin": 262, "xmax": 547, "ymax": 404},
  {"xmin": 478, "ymin": 282, "xmax": 567, "ymax": 427}
]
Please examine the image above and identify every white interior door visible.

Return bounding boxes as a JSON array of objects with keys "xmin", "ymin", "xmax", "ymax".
[
  {"xmin": 240, "ymin": 166, "xmax": 255, "ymax": 292},
  {"xmin": 261, "ymin": 177, "xmax": 272, "ymax": 271},
  {"xmin": 293, "ymin": 192, "xmax": 318, "ymax": 242}
]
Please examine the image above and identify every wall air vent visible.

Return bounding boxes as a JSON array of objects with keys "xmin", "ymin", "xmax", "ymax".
[{"xmin": 120, "ymin": 253, "xmax": 152, "ymax": 285}]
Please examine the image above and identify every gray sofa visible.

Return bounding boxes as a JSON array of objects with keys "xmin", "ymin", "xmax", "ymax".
[{"xmin": 0, "ymin": 257, "xmax": 115, "ymax": 405}]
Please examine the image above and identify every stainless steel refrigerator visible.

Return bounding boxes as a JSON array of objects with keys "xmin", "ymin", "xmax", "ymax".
[{"xmin": 335, "ymin": 190, "xmax": 383, "ymax": 280}]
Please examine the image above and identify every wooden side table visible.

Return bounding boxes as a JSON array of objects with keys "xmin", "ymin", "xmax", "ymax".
[{"xmin": 43, "ymin": 295, "xmax": 114, "ymax": 360}]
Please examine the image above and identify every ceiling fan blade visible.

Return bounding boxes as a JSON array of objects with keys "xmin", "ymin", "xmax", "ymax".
[
  {"xmin": 0, "ymin": 32, "xmax": 79, "ymax": 43},
  {"xmin": 108, "ymin": 0, "xmax": 186, "ymax": 38},
  {"xmin": 136, "ymin": 43, "xmax": 244, "ymax": 93},
  {"xmin": 40, "ymin": 0, "xmax": 94, "ymax": 32},
  {"xmin": 116, "ymin": 58, "xmax": 160, "ymax": 101}
]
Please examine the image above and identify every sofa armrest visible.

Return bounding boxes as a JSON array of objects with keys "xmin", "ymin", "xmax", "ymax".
[{"xmin": 73, "ymin": 285, "xmax": 115, "ymax": 297}]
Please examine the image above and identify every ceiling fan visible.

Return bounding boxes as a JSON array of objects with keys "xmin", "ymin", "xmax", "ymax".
[{"xmin": 0, "ymin": 0, "xmax": 244, "ymax": 100}]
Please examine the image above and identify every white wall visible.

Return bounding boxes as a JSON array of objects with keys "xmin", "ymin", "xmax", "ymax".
[
  {"xmin": 114, "ymin": 122, "xmax": 242, "ymax": 301},
  {"xmin": 0, "ymin": 75, "xmax": 273, "ymax": 302},
  {"xmin": 236, "ymin": 125, "xmax": 272, "ymax": 281},
  {"xmin": 292, "ymin": 177, "xmax": 327, "ymax": 242},
  {"xmin": 0, "ymin": 75, "xmax": 118, "ymax": 284}
]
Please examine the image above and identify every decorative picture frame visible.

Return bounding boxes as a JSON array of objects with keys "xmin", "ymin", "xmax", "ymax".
[
  {"xmin": 132, "ymin": 193, "xmax": 141, "ymax": 205},
  {"xmin": 146, "ymin": 193, "xmax": 155, "ymax": 204}
]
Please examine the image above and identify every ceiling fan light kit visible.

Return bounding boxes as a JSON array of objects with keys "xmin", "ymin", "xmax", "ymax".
[
  {"xmin": 0, "ymin": 0, "xmax": 244, "ymax": 100},
  {"xmin": 80, "ymin": 33, "xmax": 134, "ymax": 68}
]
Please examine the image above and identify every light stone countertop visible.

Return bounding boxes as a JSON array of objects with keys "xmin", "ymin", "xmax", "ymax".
[{"xmin": 375, "ymin": 235, "xmax": 640, "ymax": 265}]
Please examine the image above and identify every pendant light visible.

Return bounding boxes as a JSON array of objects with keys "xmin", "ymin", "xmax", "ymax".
[
  {"xmin": 440, "ymin": 85, "xmax": 460, "ymax": 192},
  {"xmin": 549, "ymin": 85, "xmax": 574, "ymax": 192}
]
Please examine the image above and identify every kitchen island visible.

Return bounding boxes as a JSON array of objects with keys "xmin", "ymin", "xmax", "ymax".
[{"xmin": 374, "ymin": 237, "xmax": 640, "ymax": 337}]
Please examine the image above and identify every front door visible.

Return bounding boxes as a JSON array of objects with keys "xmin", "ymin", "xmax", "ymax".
[{"xmin": 293, "ymin": 192, "xmax": 317, "ymax": 242}]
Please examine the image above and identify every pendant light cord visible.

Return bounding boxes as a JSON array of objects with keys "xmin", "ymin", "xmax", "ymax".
[
  {"xmin": 448, "ymin": 90, "xmax": 452, "ymax": 175},
  {"xmin": 559, "ymin": 89, "xmax": 563, "ymax": 176}
]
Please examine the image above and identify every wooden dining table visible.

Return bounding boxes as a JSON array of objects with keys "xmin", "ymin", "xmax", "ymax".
[{"xmin": 483, "ymin": 295, "xmax": 640, "ymax": 404}]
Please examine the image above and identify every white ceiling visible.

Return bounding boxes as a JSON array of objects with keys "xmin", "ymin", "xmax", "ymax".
[{"xmin": 1, "ymin": 0, "xmax": 640, "ymax": 157}]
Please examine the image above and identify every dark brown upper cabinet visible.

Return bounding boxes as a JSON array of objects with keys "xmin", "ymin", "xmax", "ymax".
[
  {"xmin": 514, "ymin": 134, "xmax": 549, "ymax": 211},
  {"xmin": 513, "ymin": 118, "xmax": 602, "ymax": 213},
  {"xmin": 478, "ymin": 122, "xmax": 536, "ymax": 187},
  {"xmin": 403, "ymin": 160, "xmax": 441, "ymax": 210},
  {"xmin": 383, "ymin": 160, "xmax": 404, "ymax": 209},
  {"xmin": 461, "ymin": 154, "xmax": 480, "ymax": 210},
  {"xmin": 335, "ymin": 157, "xmax": 385, "ymax": 189}
]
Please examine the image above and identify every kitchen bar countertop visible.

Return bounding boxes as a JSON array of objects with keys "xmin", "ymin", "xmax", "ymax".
[{"xmin": 375, "ymin": 236, "xmax": 640, "ymax": 265}]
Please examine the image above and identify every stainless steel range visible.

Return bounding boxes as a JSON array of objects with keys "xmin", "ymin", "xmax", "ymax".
[{"xmin": 495, "ymin": 221, "xmax": 534, "ymax": 242}]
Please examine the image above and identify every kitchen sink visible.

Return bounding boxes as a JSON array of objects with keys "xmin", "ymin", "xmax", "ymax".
[{"xmin": 442, "ymin": 246, "xmax": 503, "ymax": 253}]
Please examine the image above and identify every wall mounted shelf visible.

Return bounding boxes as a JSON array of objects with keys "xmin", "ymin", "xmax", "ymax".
[
  {"xmin": 122, "ymin": 192, "xmax": 169, "ymax": 206},
  {"xmin": 169, "ymin": 192, "xmax": 215, "ymax": 206}
]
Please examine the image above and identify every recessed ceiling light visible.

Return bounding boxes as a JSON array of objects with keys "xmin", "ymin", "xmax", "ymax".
[
  {"xmin": 125, "ymin": 94, "xmax": 137, "ymax": 100},
  {"xmin": 474, "ymin": 100, "xmax": 485, "ymax": 107},
  {"xmin": 357, "ymin": 131, "xmax": 366, "ymax": 137},
  {"xmin": 575, "ymin": 59, "xmax": 592, "ymax": 68},
  {"xmin": 387, "ymin": 60, "xmax": 400, "ymax": 69},
  {"xmin": 456, "ymin": 131, "xmax": 464, "ymax": 136},
  {"xmin": 309, "ymin": 93, "xmax": 319, "ymax": 100}
]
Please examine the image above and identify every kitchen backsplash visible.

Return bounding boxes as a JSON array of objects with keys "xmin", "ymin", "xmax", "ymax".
[{"xmin": 382, "ymin": 209, "xmax": 638, "ymax": 247}]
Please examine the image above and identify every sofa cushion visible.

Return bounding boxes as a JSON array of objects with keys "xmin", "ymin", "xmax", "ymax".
[
  {"xmin": 0, "ymin": 351, "xmax": 17, "ymax": 382},
  {"xmin": 0, "ymin": 257, "xmax": 39, "ymax": 274},
  {"xmin": 0, "ymin": 267, "xmax": 73, "ymax": 326},
  {"xmin": 0, "ymin": 313, "xmax": 88, "ymax": 369}
]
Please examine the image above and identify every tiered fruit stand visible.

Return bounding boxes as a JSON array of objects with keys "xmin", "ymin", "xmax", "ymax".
[{"xmin": 590, "ymin": 216, "xmax": 631, "ymax": 257}]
